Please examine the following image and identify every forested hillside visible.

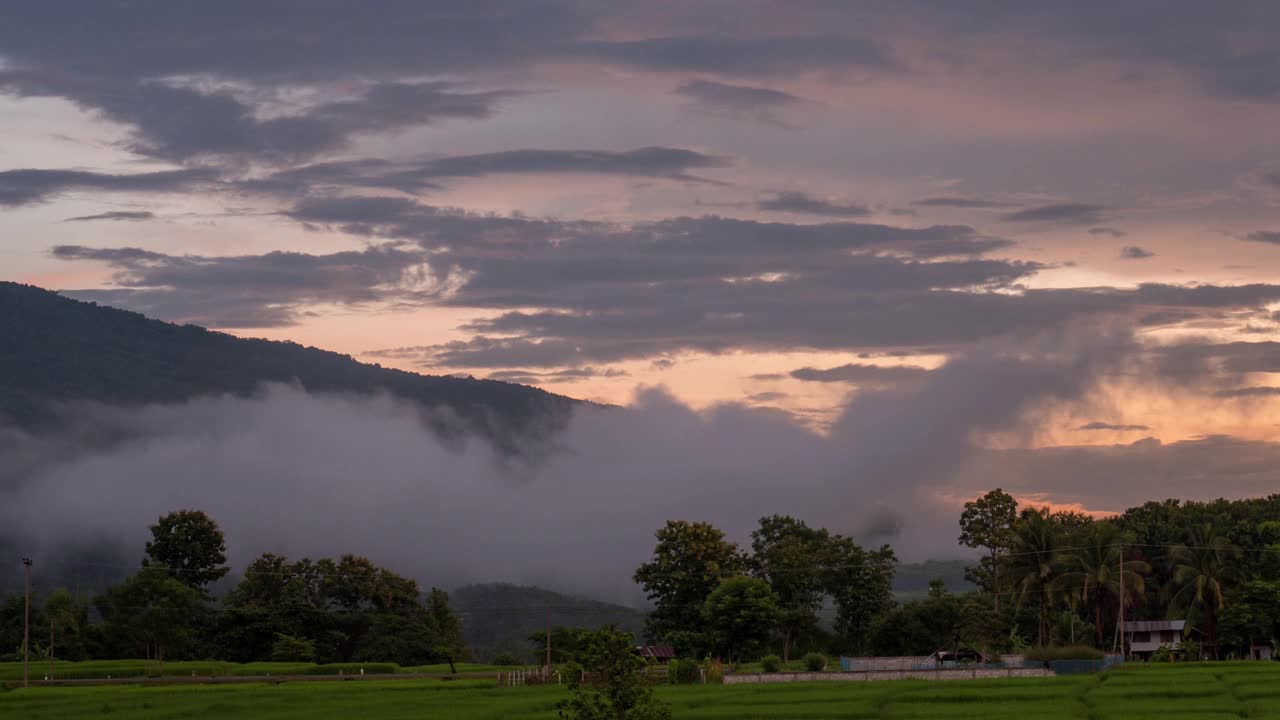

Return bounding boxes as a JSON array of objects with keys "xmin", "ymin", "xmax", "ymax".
[{"xmin": 0, "ymin": 282, "xmax": 581, "ymax": 448}]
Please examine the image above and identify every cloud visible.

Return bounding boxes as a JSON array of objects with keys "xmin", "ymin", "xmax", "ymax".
[
  {"xmin": 0, "ymin": 72, "xmax": 509, "ymax": 163},
  {"xmin": 63, "ymin": 211, "xmax": 156, "ymax": 222},
  {"xmin": 789, "ymin": 363, "xmax": 930, "ymax": 384},
  {"xmin": 1075, "ymin": 421, "xmax": 1150, "ymax": 431},
  {"xmin": 912, "ymin": 197, "xmax": 1015, "ymax": 209},
  {"xmin": 0, "ymin": 329, "xmax": 1161, "ymax": 596},
  {"xmin": 0, "ymin": 168, "xmax": 216, "ymax": 207},
  {"xmin": 1003, "ymin": 203, "xmax": 1106, "ymax": 224},
  {"xmin": 745, "ymin": 391, "xmax": 788, "ymax": 403},
  {"xmin": 674, "ymin": 79, "xmax": 804, "ymax": 108},
  {"xmin": 756, "ymin": 192, "xmax": 871, "ymax": 218},
  {"xmin": 484, "ymin": 367, "xmax": 628, "ymax": 385},
  {"xmin": 1213, "ymin": 386, "xmax": 1280, "ymax": 399},
  {"xmin": 578, "ymin": 34, "xmax": 895, "ymax": 75},
  {"xmin": 1245, "ymin": 231, "xmax": 1280, "ymax": 245},
  {"xmin": 1262, "ymin": 172, "xmax": 1280, "ymax": 189},
  {"xmin": 1089, "ymin": 227, "xmax": 1127, "ymax": 237},
  {"xmin": 1119, "ymin": 245, "xmax": 1154, "ymax": 259},
  {"xmin": 51, "ymin": 244, "xmax": 436, "ymax": 328}
]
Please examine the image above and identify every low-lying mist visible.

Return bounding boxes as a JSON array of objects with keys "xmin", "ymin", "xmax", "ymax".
[{"xmin": 0, "ymin": 330, "xmax": 1133, "ymax": 604}]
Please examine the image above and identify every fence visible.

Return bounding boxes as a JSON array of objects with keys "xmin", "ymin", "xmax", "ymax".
[{"xmin": 840, "ymin": 653, "xmax": 1123, "ymax": 676}]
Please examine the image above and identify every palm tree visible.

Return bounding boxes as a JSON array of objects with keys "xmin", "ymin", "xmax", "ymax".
[
  {"xmin": 1007, "ymin": 508, "xmax": 1065, "ymax": 646},
  {"xmin": 1167, "ymin": 524, "xmax": 1243, "ymax": 659},
  {"xmin": 1056, "ymin": 522, "xmax": 1150, "ymax": 647}
]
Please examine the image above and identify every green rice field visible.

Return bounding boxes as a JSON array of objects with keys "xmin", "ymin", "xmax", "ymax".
[
  {"xmin": 2, "ymin": 662, "xmax": 1278, "ymax": 719},
  {"xmin": 0, "ymin": 659, "xmax": 506, "ymax": 682}
]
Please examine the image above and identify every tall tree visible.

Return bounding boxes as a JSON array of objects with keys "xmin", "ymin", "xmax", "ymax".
[
  {"xmin": 633, "ymin": 520, "xmax": 742, "ymax": 652},
  {"xmin": 428, "ymin": 588, "xmax": 464, "ymax": 674},
  {"xmin": 1007, "ymin": 508, "xmax": 1064, "ymax": 646},
  {"xmin": 1168, "ymin": 524, "xmax": 1243, "ymax": 659},
  {"xmin": 701, "ymin": 576, "xmax": 781, "ymax": 663},
  {"xmin": 95, "ymin": 567, "xmax": 206, "ymax": 662},
  {"xmin": 1056, "ymin": 522, "xmax": 1149, "ymax": 647},
  {"xmin": 143, "ymin": 509, "xmax": 229, "ymax": 592},
  {"xmin": 958, "ymin": 489, "xmax": 1018, "ymax": 610},
  {"xmin": 749, "ymin": 515, "xmax": 827, "ymax": 662},
  {"xmin": 823, "ymin": 536, "xmax": 896, "ymax": 654}
]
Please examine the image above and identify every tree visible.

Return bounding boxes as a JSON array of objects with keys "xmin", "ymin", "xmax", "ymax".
[
  {"xmin": 428, "ymin": 588, "xmax": 464, "ymax": 674},
  {"xmin": 1055, "ymin": 522, "xmax": 1149, "ymax": 647},
  {"xmin": 958, "ymin": 489, "xmax": 1018, "ymax": 610},
  {"xmin": 143, "ymin": 509, "xmax": 230, "ymax": 592},
  {"xmin": 749, "ymin": 515, "xmax": 827, "ymax": 662},
  {"xmin": 44, "ymin": 588, "xmax": 90, "ymax": 663},
  {"xmin": 701, "ymin": 577, "xmax": 781, "ymax": 663},
  {"xmin": 823, "ymin": 536, "xmax": 896, "ymax": 654},
  {"xmin": 633, "ymin": 521, "xmax": 742, "ymax": 651},
  {"xmin": 557, "ymin": 627, "xmax": 671, "ymax": 720},
  {"xmin": 1168, "ymin": 524, "xmax": 1243, "ymax": 659},
  {"xmin": 271, "ymin": 633, "xmax": 316, "ymax": 662},
  {"xmin": 95, "ymin": 567, "xmax": 206, "ymax": 662},
  {"xmin": 1007, "ymin": 508, "xmax": 1064, "ymax": 646}
]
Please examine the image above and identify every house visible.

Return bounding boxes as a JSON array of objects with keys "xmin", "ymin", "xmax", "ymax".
[
  {"xmin": 1250, "ymin": 645, "xmax": 1273, "ymax": 661},
  {"xmin": 633, "ymin": 645, "xmax": 675, "ymax": 664},
  {"xmin": 1122, "ymin": 620, "xmax": 1187, "ymax": 658}
]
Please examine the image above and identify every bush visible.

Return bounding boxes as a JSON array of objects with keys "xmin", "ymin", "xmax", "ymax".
[
  {"xmin": 303, "ymin": 662, "xmax": 399, "ymax": 675},
  {"xmin": 1023, "ymin": 645, "xmax": 1105, "ymax": 662},
  {"xmin": 761, "ymin": 654, "xmax": 782, "ymax": 673},
  {"xmin": 490, "ymin": 653, "xmax": 522, "ymax": 666},
  {"xmin": 270, "ymin": 633, "xmax": 316, "ymax": 662},
  {"xmin": 802, "ymin": 652, "xmax": 826, "ymax": 672},
  {"xmin": 702, "ymin": 658, "xmax": 726, "ymax": 684},
  {"xmin": 666, "ymin": 658, "xmax": 701, "ymax": 685}
]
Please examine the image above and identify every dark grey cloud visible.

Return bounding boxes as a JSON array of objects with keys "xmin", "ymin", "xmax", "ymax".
[
  {"xmin": 52, "ymin": 244, "xmax": 431, "ymax": 328},
  {"xmin": 756, "ymin": 192, "xmax": 871, "ymax": 218},
  {"xmin": 789, "ymin": 363, "xmax": 930, "ymax": 384},
  {"xmin": 1262, "ymin": 172, "xmax": 1280, "ymax": 189},
  {"xmin": 912, "ymin": 197, "xmax": 1015, "ymax": 209},
  {"xmin": 484, "ymin": 367, "xmax": 628, "ymax": 385},
  {"xmin": 1119, "ymin": 245, "xmax": 1154, "ymax": 259},
  {"xmin": 249, "ymin": 147, "xmax": 732, "ymax": 196},
  {"xmin": 1076, "ymin": 421, "xmax": 1150, "ymax": 431},
  {"xmin": 63, "ymin": 211, "xmax": 156, "ymax": 223},
  {"xmin": 1245, "ymin": 231, "xmax": 1280, "ymax": 245},
  {"xmin": 0, "ymin": 168, "xmax": 216, "ymax": 207},
  {"xmin": 1213, "ymin": 386, "xmax": 1280, "ymax": 399},
  {"xmin": 0, "ymin": 71, "xmax": 508, "ymax": 163},
  {"xmin": 1089, "ymin": 227, "xmax": 1127, "ymax": 237},
  {"xmin": 674, "ymin": 79, "xmax": 804, "ymax": 108},
  {"xmin": 1003, "ymin": 203, "xmax": 1106, "ymax": 224}
]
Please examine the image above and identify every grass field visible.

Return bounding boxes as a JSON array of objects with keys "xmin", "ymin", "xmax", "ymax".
[
  {"xmin": 1, "ymin": 662, "xmax": 1278, "ymax": 719},
  {"xmin": 0, "ymin": 659, "xmax": 508, "ymax": 682}
]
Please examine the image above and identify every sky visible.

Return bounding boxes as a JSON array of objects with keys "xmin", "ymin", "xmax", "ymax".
[{"xmin": 5, "ymin": 2, "xmax": 1280, "ymax": 567}]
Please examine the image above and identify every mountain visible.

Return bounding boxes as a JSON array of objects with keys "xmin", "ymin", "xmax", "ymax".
[
  {"xmin": 451, "ymin": 583, "xmax": 647, "ymax": 663},
  {"xmin": 0, "ymin": 282, "xmax": 581, "ymax": 449},
  {"xmin": 893, "ymin": 559, "xmax": 976, "ymax": 601}
]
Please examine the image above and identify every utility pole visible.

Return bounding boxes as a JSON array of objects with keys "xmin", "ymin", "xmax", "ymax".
[
  {"xmin": 545, "ymin": 607, "xmax": 552, "ymax": 670},
  {"xmin": 22, "ymin": 557, "xmax": 32, "ymax": 689},
  {"xmin": 1117, "ymin": 543, "xmax": 1125, "ymax": 660}
]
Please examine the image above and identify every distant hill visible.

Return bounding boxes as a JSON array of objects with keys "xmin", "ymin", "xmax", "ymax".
[
  {"xmin": 893, "ymin": 559, "xmax": 976, "ymax": 601},
  {"xmin": 0, "ymin": 282, "xmax": 581, "ymax": 450},
  {"xmin": 451, "ymin": 583, "xmax": 646, "ymax": 663}
]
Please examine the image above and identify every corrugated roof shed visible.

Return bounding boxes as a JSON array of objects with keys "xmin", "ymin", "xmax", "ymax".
[
  {"xmin": 634, "ymin": 645, "xmax": 676, "ymax": 659},
  {"xmin": 1122, "ymin": 620, "xmax": 1186, "ymax": 632}
]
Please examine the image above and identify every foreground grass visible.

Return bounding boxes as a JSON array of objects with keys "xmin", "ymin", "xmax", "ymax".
[
  {"xmin": 2, "ymin": 662, "xmax": 1278, "ymax": 719},
  {"xmin": 0, "ymin": 660, "xmax": 506, "ymax": 682}
]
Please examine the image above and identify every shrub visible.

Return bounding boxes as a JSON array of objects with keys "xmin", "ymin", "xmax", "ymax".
[
  {"xmin": 491, "ymin": 653, "xmax": 522, "ymax": 666},
  {"xmin": 304, "ymin": 662, "xmax": 398, "ymax": 675},
  {"xmin": 1179, "ymin": 640, "xmax": 1202, "ymax": 661},
  {"xmin": 761, "ymin": 654, "xmax": 782, "ymax": 673},
  {"xmin": 270, "ymin": 633, "xmax": 316, "ymax": 662},
  {"xmin": 1023, "ymin": 645, "xmax": 1105, "ymax": 662},
  {"xmin": 802, "ymin": 652, "xmax": 826, "ymax": 672},
  {"xmin": 702, "ymin": 657, "xmax": 726, "ymax": 684},
  {"xmin": 666, "ymin": 658, "xmax": 701, "ymax": 685}
]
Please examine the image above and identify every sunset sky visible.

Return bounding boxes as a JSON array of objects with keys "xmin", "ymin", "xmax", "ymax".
[{"xmin": 5, "ymin": 2, "xmax": 1280, "ymax": 520}]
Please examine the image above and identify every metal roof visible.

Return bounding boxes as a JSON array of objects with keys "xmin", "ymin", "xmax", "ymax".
[
  {"xmin": 634, "ymin": 645, "xmax": 676, "ymax": 659},
  {"xmin": 1122, "ymin": 620, "xmax": 1185, "ymax": 632}
]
